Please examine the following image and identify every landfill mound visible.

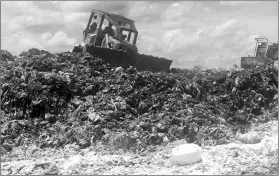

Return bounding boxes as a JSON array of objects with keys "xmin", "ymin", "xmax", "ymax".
[{"xmin": 1, "ymin": 48, "xmax": 278, "ymax": 153}]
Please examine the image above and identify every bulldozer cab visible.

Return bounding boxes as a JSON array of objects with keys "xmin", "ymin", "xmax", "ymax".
[
  {"xmin": 83, "ymin": 10, "xmax": 138, "ymax": 47},
  {"xmin": 254, "ymin": 38, "xmax": 278, "ymax": 60},
  {"xmin": 254, "ymin": 38, "xmax": 268, "ymax": 57}
]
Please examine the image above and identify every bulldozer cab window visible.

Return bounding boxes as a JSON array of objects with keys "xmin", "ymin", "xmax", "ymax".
[
  {"xmin": 90, "ymin": 14, "xmax": 101, "ymax": 34},
  {"xmin": 122, "ymin": 31, "xmax": 129, "ymax": 42},
  {"xmin": 112, "ymin": 26, "xmax": 117, "ymax": 36},
  {"xmin": 120, "ymin": 22, "xmax": 131, "ymax": 30},
  {"xmin": 122, "ymin": 30, "xmax": 135, "ymax": 44},
  {"xmin": 101, "ymin": 18, "xmax": 116, "ymax": 37},
  {"xmin": 130, "ymin": 32, "xmax": 135, "ymax": 44},
  {"xmin": 256, "ymin": 42, "xmax": 268, "ymax": 57},
  {"xmin": 101, "ymin": 18, "xmax": 110, "ymax": 30}
]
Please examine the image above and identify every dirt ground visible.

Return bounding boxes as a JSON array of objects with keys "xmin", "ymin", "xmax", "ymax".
[{"xmin": 1, "ymin": 119, "xmax": 278, "ymax": 175}]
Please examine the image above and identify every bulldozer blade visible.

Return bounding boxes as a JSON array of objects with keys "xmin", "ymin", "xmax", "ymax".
[
  {"xmin": 84, "ymin": 44, "xmax": 173, "ymax": 72},
  {"xmin": 84, "ymin": 44, "xmax": 137, "ymax": 68},
  {"xmin": 135, "ymin": 53, "xmax": 173, "ymax": 72},
  {"xmin": 241, "ymin": 56, "xmax": 275, "ymax": 68}
]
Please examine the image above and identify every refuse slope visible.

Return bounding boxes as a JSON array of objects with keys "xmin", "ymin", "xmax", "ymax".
[{"xmin": 1, "ymin": 48, "xmax": 278, "ymax": 153}]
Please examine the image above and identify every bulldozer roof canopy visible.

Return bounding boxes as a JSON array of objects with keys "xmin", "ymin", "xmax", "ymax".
[{"xmin": 92, "ymin": 10, "xmax": 138, "ymax": 32}]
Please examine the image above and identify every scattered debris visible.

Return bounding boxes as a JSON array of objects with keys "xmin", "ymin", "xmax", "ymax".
[
  {"xmin": 235, "ymin": 131, "xmax": 264, "ymax": 144},
  {"xmin": 0, "ymin": 120, "xmax": 277, "ymax": 175}
]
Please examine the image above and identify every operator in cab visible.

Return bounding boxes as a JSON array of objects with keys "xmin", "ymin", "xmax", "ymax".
[
  {"xmin": 101, "ymin": 22, "xmax": 121, "ymax": 48},
  {"xmin": 103, "ymin": 22, "xmax": 115, "ymax": 38},
  {"xmin": 89, "ymin": 22, "xmax": 97, "ymax": 33},
  {"xmin": 87, "ymin": 15, "xmax": 98, "ymax": 44}
]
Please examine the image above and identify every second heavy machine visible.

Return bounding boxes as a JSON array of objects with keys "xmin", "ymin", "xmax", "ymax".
[{"xmin": 241, "ymin": 38, "xmax": 278, "ymax": 68}]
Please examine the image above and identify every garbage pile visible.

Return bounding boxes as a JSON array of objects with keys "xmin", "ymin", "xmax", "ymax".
[{"xmin": 1, "ymin": 48, "xmax": 278, "ymax": 152}]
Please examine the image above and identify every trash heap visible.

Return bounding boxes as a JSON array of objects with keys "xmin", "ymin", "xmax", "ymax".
[{"xmin": 1, "ymin": 48, "xmax": 278, "ymax": 152}]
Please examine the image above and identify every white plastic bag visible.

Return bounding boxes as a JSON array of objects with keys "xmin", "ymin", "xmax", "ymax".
[{"xmin": 171, "ymin": 143, "xmax": 202, "ymax": 166}]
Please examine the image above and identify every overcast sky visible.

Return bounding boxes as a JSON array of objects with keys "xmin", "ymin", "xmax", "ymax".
[{"xmin": 1, "ymin": 1, "xmax": 278, "ymax": 68}]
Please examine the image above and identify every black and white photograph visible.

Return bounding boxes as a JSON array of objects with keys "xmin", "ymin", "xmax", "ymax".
[{"xmin": 1, "ymin": 0, "xmax": 278, "ymax": 175}]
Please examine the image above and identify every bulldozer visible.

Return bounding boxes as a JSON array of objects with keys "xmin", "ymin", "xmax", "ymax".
[
  {"xmin": 73, "ymin": 10, "xmax": 173, "ymax": 72},
  {"xmin": 241, "ymin": 38, "xmax": 278, "ymax": 68}
]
